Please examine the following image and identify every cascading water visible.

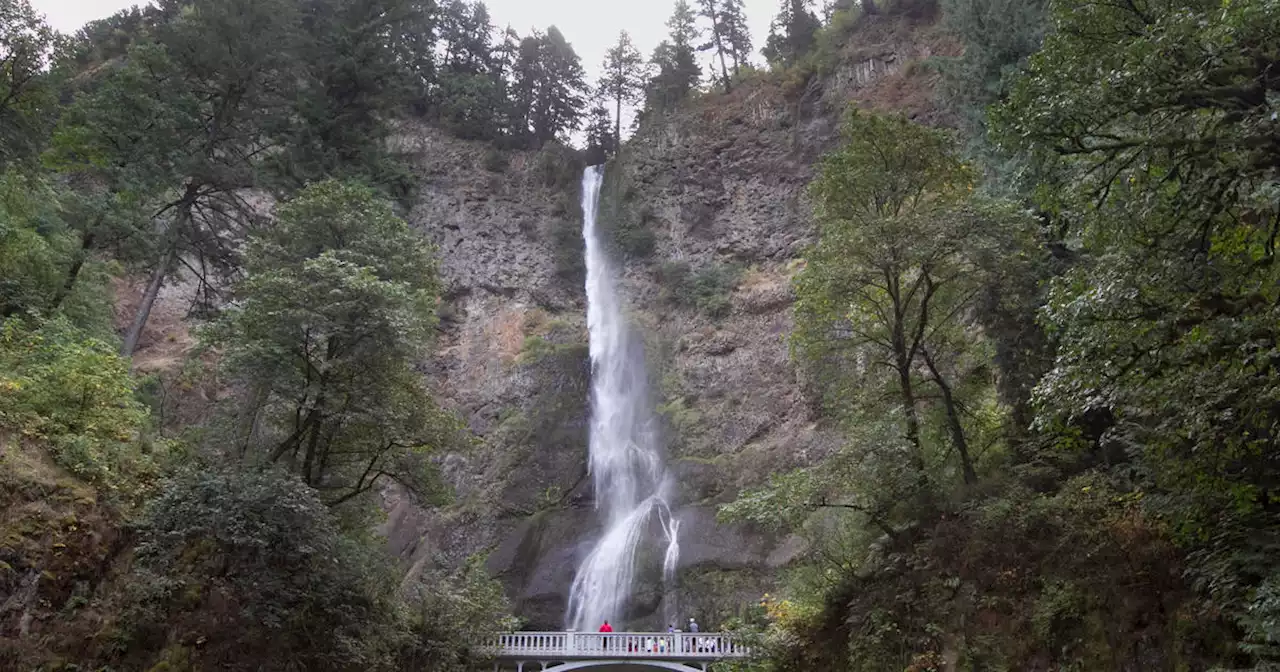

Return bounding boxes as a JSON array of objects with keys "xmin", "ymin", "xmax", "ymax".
[{"xmin": 566, "ymin": 165, "xmax": 681, "ymax": 631}]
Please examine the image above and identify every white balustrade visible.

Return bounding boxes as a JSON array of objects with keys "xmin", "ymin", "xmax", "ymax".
[{"xmin": 489, "ymin": 631, "xmax": 751, "ymax": 660}]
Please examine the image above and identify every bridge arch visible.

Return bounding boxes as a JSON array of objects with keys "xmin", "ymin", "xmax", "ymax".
[{"xmin": 498, "ymin": 662, "xmax": 707, "ymax": 672}]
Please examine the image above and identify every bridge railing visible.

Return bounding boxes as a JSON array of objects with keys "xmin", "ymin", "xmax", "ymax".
[{"xmin": 489, "ymin": 631, "xmax": 751, "ymax": 659}]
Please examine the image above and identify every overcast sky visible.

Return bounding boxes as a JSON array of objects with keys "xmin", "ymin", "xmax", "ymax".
[{"xmin": 32, "ymin": 0, "xmax": 779, "ymax": 89}]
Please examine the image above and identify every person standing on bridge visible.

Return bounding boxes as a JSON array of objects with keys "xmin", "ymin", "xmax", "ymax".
[
  {"xmin": 688, "ymin": 617, "xmax": 699, "ymax": 633},
  {"xmin": 599, "ymin": 620, "xmax": 613, "ymax": 651}
]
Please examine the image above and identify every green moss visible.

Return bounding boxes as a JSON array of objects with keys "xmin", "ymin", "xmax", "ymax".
[
  {"xmin": 657, "ymin": 397, "xmax": 701, "ymax": 434},
  {"xmin": 597, "ymin": 163, "xmax": 657, "ymax": 260},
  {"xmin": 655, "ymin": 261, "xmax": 742, "ymax": 319}
]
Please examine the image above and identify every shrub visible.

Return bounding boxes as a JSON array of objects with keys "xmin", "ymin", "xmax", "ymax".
[
  {"xmin": 551, "ymin": 214, "xmax": 586, "ymax": 283},
  {"xmin": 123, "ymin": 468, "xmax": 406, "ymax": 671},
  {"xmin": 400, "ymin": 554, "xmax": 520, "ymax": 671},
  {"xmin": 482, "ymin": 147, "xmax": 509, "ymax": 173},
  {"xmin": 612, "ymin": 211, "xmax": 657, "ymax": 259},
  {"xmin": 656, "ymin": 261, "xmax": 741, "ymax": 318},
  {"xmin": 0, "ymin": 316, "xmax": 156, "ymax": 499}
]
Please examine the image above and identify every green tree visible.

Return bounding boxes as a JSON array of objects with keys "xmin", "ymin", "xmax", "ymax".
[
  {"xmin": 695, "ymin": 0, "xmax": 733, "ymax": 91},
  {"xmin": 127, "ymin": 468, "xmax": 408, "ymax": 670},
  {"xmin": 794, "ymin": 111, "xmax": 1035, "ymax": 509},
  {"xmin": 646, "ymin": 1, "xmax": 702, "ymax": 115},
  {"xmin": 211, "ymin": 180, "xmax": 462, "ymax": 505},
  {"xmin": 993, "ymin": 0, "xmax": 1280, "ymax": 650},
  {"xmin": 719, "ymin": 0, "xmax": 753, "ymax": 76},
  {"xmin": 278, "ymin": 0, "xmax": 421, "ymax": 191},
  {"xmin": 0, "ymin": 0, "xmax": 58, "ymax": 166},
  {"xmin": 52, "ymin": 0, "xmax": 303, "ymax": 357},
  {"xmin": 431, "ymin": 1, "xmax": 508, "ymax": 141},
  {"xmin": 597, "ymin": 31, "xmax": 647, "ymax": 151},
  {"xmin": 763, "ymin": 0, "xmax": 821, "ymax": 67},
  {"xmin": 584, "ymin": 101, "xmax": 615, "ymax": 164},
  {"xmin": 509, "ymin": 26, "xmax": 586, "ymax": 148},
  {"xmin": 938, "ymin": 0, "xmax": 1049, "ymax": 178}
]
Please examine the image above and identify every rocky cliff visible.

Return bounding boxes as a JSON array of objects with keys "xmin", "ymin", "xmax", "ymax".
[{"xmin": 377, "ymin": 8, "xmax": 954, "ymax": 629}]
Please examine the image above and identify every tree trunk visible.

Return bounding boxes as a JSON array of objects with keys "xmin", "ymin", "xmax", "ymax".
[
  {"xmin": 714, "ymin": 33, "xmax": 732, "ymax": 92},
  {"xmin": 51, "ymin": 229, "xmax": 97, "ymax": 311},
  {"xmin": 707, "ymin": 2, "xmax": 732, "ymax": 92},
  {"xmin": 121, "ymin": 245, "xmax": 175, "ymax": 358},
  {"xmin": 615, "ymin": 89, "xmax": 623, "ymax": 153},
  {"xmin": 887, "ymin": 269, "xmax": 933, "ymax": 508},
  {"xmin": 922, "ymin": 346, "xmax": 977, "ymax": 485}
]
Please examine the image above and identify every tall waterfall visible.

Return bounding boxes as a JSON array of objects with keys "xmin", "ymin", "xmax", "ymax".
[{"xmin": 566, "ymin": 166, "xmax": 680, "ymax": 631}]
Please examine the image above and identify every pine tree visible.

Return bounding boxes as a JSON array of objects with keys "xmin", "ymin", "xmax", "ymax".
[
  {"xmin": 584, "ymin": 101, "xmax": 615, "ymax": 164},
  {"xmin": 719, "ymin": 0, "xmax": 753, "ymax": 75},
  {"xmin": 645, "ymin": 1, "xmax": 702, "ymax": 116},
  {"xmin": 763, "ymin": 0, "xmax": 821, "ymax": 67},
  {"xmin": 597, "ymin": 31, "xmax": 647, "ymax": 150},
  {"xmin": 511, "ymin": 26, "xmax": 587, "ymax": 148},
  {"xmin": 433, "ymin": 1, "xmax": 506, "ymax": 141},
  {"xmin": 694, "ymin": 0, "xmax": 732, "ymax": 91},
  {"xmin": 508, "ymin": 32, "xmax": 543, "ymax": 146}
]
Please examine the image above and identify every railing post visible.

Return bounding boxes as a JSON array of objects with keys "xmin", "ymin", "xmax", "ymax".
[{"xmin": 566, "ymin": 630, "xmax": 576, "ymax": 655}]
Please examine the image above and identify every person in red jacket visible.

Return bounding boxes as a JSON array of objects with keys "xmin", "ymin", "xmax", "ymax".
[{"xmin": 599, "ymin": 620, "xmax": 613, "ymax": 651}]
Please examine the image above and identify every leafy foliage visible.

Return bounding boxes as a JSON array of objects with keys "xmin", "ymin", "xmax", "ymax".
[
  {"xmin": 0, "ymin": 0, "xmax": 59, "ymax": 167},
  {"xmin": 0, "ymin": 317, "xmax": 155, "ymax": 498},
  {"xmin": 736, "ymin": 0, "xmax": 1280, "ymax": 669},
  {"xmin": 209, "ymin": 180, "xmax": 462, "ymax": 506},
  {"xmin": 125, "ymin": 468, "xmax": 406, "ymax": 670}
]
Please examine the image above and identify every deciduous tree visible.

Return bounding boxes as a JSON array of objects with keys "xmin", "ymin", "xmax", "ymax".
[{"xmin": 211, "ymin": 180, "xmax": 462, "ymax": 505}]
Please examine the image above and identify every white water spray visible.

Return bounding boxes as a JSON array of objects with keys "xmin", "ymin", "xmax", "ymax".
[{"xmin": 566, "ymin": 166, "xmax": 681, "ymax": 631}]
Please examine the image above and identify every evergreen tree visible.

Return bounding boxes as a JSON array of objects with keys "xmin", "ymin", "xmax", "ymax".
[
  {"xmin": 433, "ymin": 1, "xmax": 506, "ymax": 141},
  {"xmin": 719, "ymin": 0, "xmax": 753, "ymax": 76},
  {"xmin": 52, "ymin": 0, "xmax": 304, "ymax": 356},
  {"xmin": 507, "ymin": 32, "xmax": 543, "ymax": 147},
  {"xmin": 597, "ymin": 31, "xmax": 647, "ymax": 151},
  {"xmin": 509, "ymin": 27, "xmax": 586, "ymax": 148},
  {"xmin": 282, "ymin": 0, "xmax": 422, "ymax": 190},
  {"xmin": 391, "ymin": 0, "xmax": 439, "ymax": 114},
  {"xmin": 763, "ymin": 0, "xmax": 821, "ymax": 67},
  {"xmin": 584, "ymin": 101, "xmax": 615, "ymax": 164},
  {"xmin": 695, "ymin": 0, "xmax": 732, "ymax": 91},
  {"xmin": 534, "ymin": 27, "xmax": 587, "ymax": 146},
  {"xmin": 646, "ymin": 0, "xmax": 702, "ymax": 115},
  {"xmin": 0, "ymin": 0, "xmax": 58, "ymax": 166}
]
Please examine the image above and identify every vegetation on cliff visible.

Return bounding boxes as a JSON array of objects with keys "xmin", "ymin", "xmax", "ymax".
[
  {"xmin": 1, "ymin": 0, "xmax": 516, "ymax": 668},
  {"xmin": 715, "ymin": 0, "xmax": 1280, "ymax": 670}
]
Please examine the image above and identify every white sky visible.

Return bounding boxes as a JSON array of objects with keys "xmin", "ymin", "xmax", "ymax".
[{"xmin": 32, "ymin": 0, "xmax": 778, "ymax": 88}]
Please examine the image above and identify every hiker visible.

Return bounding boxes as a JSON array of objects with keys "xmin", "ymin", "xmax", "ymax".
[{"xmin": 599, "ymin": 620, "xmax": 613, "ymax": 651}]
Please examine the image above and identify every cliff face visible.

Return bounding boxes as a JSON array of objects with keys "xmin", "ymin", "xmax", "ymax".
[{"xmin": 380, "ymin": 10, "xmax": 953, "ymax": 629}]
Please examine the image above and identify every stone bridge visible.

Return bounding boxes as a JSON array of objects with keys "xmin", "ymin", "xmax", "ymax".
[{"xmin": 488, "ymin": 631, "xmax": 752, "ymax": 671}]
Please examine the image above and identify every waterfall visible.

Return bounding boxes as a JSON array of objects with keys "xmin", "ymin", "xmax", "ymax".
[{"xmin": 566, "ymin": 165, "xmax": 680, "ymax": 631}]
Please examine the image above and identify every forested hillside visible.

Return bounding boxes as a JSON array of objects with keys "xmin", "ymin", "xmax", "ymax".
[{"xmin": 1, "ymin": 0, "xmax": 1278, "ymax": 670}]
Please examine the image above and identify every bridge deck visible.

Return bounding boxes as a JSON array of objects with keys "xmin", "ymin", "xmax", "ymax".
[{"xmin": 491, "ymin": 631, "xmax": 751, "ymax": 662}]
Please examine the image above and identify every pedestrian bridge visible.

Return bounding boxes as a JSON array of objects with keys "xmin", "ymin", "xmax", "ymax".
[{"xmin": 487, "ymin": 631, "xmax": 752, "ymax": 671}]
